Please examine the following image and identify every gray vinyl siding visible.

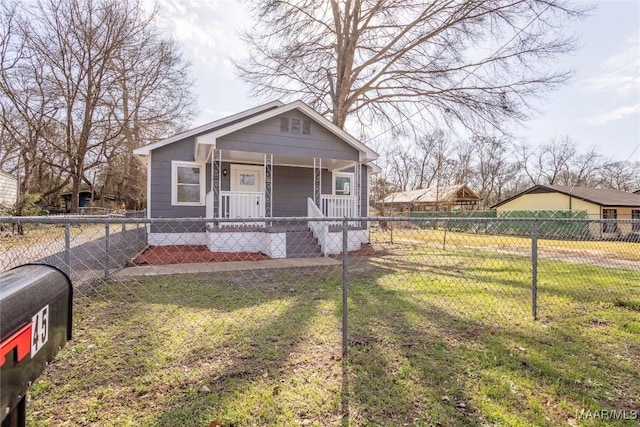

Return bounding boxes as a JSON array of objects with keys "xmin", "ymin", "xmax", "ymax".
[
  {"xmin": 270, "ymin": 165, "xmax": 367, "ymax": 217},
  {"xmin": 217, "ymin": 111, "xmax": 359, "ymax": 161},
  {"xmin": 150, "ymin": 137, "xmax": 209, "ymax": 232},
  {"xmin": 146, "ymin": 109, "xmax": 371, "ymax": 228},
  {"xmin": 271, "ymin": 166, "xmax": 331, "ymax": 216},
  {"xmin": 360, "ymin": 164, "xmax": 369, "ymax": 216}
]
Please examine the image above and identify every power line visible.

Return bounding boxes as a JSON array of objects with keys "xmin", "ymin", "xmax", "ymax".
[
  {"xmin": 363, "ymin": 3, "xmax": 552, "ymax": 144},
  {"xmin": 624, "ymin": 143, "xmax": 639, "ymax": 162}
]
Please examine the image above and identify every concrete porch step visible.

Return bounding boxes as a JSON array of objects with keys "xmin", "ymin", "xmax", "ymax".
[{"xmin": 286, "ymin": 229, "xmax": 322, "ymax": 258}]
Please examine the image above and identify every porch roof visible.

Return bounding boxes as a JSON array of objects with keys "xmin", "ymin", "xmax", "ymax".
[{"xmin": 213, "ymin": 149, "xmax": 359, "ymax": 171}]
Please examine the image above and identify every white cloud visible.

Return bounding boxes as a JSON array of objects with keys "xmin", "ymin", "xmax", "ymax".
[
  {"xmin": 583, "ymin": 33, "xmax": 640, "ymax": 95},
  {"xmin": 584, "ymin": 103, "xmax": 640, "ymax": 125},
  {"xmin": 152, "ymin": 0, "xmax": 248, "ymax": 72}
]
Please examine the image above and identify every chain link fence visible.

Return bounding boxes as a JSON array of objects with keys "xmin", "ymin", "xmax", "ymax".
[{"xmin": 1, "ymin": 215, "xmax": 639, "ymax": 426}]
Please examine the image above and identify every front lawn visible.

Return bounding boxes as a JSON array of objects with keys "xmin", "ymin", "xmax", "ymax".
[{"xmin": 27, "ymin": 245, "xmax": 640, "ymax": 426}]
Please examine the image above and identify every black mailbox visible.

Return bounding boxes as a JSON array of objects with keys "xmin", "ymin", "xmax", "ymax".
[{"xmin": 0, "ymin": 264, "xmax": 72, "ymax": 426}]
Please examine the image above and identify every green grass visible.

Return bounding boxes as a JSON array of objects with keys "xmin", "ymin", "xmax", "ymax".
[
  {"xmin": 372, "ymin": 227, "xmax": 640, "ymax": 262},
  {"xmin": 0, "ymin": 223, "xmax": 123, "ymax": 249},
  {"xmin": 26, "ymin": 242, "xmax": 640, "ymax": 426}
]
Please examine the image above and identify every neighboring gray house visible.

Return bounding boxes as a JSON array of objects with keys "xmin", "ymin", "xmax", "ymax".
[
  {"xmin": 133, "ymin": 100, "xmax": 379, "ymax": 257},
  {"xmin": 0, "ymin": 170, "xmax": 18, "ymax": 209}
]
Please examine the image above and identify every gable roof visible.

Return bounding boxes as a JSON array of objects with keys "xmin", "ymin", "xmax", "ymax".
[
  {"xmin": 134, "ymin": 100, "xmax": 378, "ymax": 163},
  {"xmin": 491, "ymin": 184, "xmax": 640, "ymax": 209},
  {"xmin": 382, "ymin": 184, "xmax": 481, "ymax": 204},
  {"xmin": 133, "ymin": 100, "xmax": 284, "ymax": 156}
]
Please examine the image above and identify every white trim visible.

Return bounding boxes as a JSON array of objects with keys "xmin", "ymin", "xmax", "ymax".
[
  {"xmin": 367, "ymin": 162, "xmax": 382, "ymax": 174},
  {"xmin": 194, "ymin": 100, "xmax": 378, "ymax": 162},
  {"xmin": 146, "ymin": 151, "xmax": 152, "ymax": 218},
  {"xmin": 209, "ymin": 149, "xmax": 214, "ymax": 218},
  {"xmin": 333, "ymin": 171, "xmax": 354, "ymax": 196},
  {"xmin": 366, "ymin": 172, "xmax": 371, "ymax": 217},
  {"xmin": 133, "ymin": 100, "xmax": 284, "ymax": 157},
  {"xmin": 171, "ymin": 161, "xmax": 206, "ymax": 206}
]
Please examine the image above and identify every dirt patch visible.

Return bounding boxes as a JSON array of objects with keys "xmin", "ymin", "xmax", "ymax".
[{"xmin": 133, "ymin": 245, "xmax": 269, "ymax": 265}]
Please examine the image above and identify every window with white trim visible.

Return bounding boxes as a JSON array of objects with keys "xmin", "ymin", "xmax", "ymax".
[
  {"xmin": 333, "ymin": 172, "xmax": 353, "ymax": 196},
  {"xmin": 172, "ymin": 161, "xmax": 205, "ymax": 206}
]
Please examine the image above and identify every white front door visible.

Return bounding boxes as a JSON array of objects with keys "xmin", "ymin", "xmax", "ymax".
[{"xmin": 230, "ymin": 164, "xmax": 264, "ymax": 218}]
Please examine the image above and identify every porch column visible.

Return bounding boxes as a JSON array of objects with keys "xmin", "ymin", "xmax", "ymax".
[
  {"xmin": 264, "ymin": 153, "xmax": 273, "ymax": 217},
  {"xmin": 314, "ymin": 157, "xmax": 322, "ymax": 206},
  {"xmin": 212, "ymin": 149, "xmax": 221, "ymax": 219},
  {"xmin": 353, "ymin": 161, "xmax": 361, "ymax": 217}
]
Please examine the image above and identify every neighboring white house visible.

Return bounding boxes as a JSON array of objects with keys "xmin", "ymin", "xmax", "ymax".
[{"xmin": 0, "ymin": 171, "xmax": 18, "ymax": 208}]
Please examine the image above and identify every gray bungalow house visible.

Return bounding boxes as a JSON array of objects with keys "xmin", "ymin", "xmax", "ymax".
[{"xmin": 133, "ymin": 100, "xmax": 379, "ymax": 257}]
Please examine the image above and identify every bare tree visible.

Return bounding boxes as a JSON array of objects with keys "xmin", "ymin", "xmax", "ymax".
[
  {"xmin": 1, "ymin": 0, "xmax": 195, "ymax": 213},
  {"xmin": 414, "ymin": 130, "xmax": 456, "ymax": 189},
  {"xmin": 0, "ymin": 4, "xmax": 68, "ymax": 218},
  {"xmin": 598, "ymin": 161, "xmax": 640, "ymax": 192},
  {"xmin": 237, "ymin": 0, "xmax": 589, "ymax": 135},
  {"xmin": 515, "ymin": 136, "xmax": 607, "ymax": 189},
  {"xmin": 384, "ymin": 146, "xmax": 415, "ymax": 191},
  {"xmin": 101, "ymin": 23, "xmax": 195, "ymax": 209},
  {"xmin": 467, "ymin": 136, "xmax": 512, "ymax": 207},
  {"xmin": 557, "ymin": 149, "xmax": 603, "ymax": 187},
  {"xmin": 536, "ymin": 136, "xmax": 577, "ymax": 184},
  {"xmin": 452, "ymin": 141, "xmax": 474, "ymax": 185}
]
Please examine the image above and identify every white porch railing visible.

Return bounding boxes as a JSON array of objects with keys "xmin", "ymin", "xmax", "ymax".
[
  {"xmin": 320, "ymin": 195, "xmax": 356, "ymax": 218},
  {"xmin": 221, "ymin": 191, "xmax": 264, "ymax": 220},
  {"xmin": 206, "ymin": 191, "xmax": 265, "ymax": 221}
]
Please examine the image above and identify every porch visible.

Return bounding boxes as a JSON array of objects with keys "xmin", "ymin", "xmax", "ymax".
[
  {"xmin": 201, "ymin": 147, "xmax": 365, "ymax": 222},
  {"xmin": 198, "ymin": 146, "xmax": 369, "ymax": 257}
]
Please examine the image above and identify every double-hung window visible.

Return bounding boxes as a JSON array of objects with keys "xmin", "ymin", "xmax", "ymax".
[
  {"xmin": 172, "ymin": 161, "xmax": 205, "ymax": 206},
  {"xmin": 334, "ymin": 173, "xmax": 353, "ymax": 196}
]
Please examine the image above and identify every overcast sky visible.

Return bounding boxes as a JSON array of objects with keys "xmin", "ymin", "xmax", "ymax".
[{"xmin": 149, "ymin": 0, "xmax": 640, "ymax": 162}]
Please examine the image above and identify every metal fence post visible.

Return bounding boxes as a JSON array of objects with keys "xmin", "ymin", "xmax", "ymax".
[
  {"xmin": 64, "ymin": 223, "xmax": 71, "ymax": 277},
  {"xmin": 443, "ymin": 221, "xmax": 447, "ymax": 251},
  {"xmin": 531, "ymin": 219, "xmax": 538, "ymax": 320},
  {"xmin": 342, "ymin": 218, "xmax": 348, "ymax": 356},
  {"xmin": 105, "ymin": 222, "xmax": 110, "ymax": 278}
]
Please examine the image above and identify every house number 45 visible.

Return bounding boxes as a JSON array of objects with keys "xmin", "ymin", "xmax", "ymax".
[{"xmin": 31, "ymin": 305, "xmax": 49, "ymax": 357}]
